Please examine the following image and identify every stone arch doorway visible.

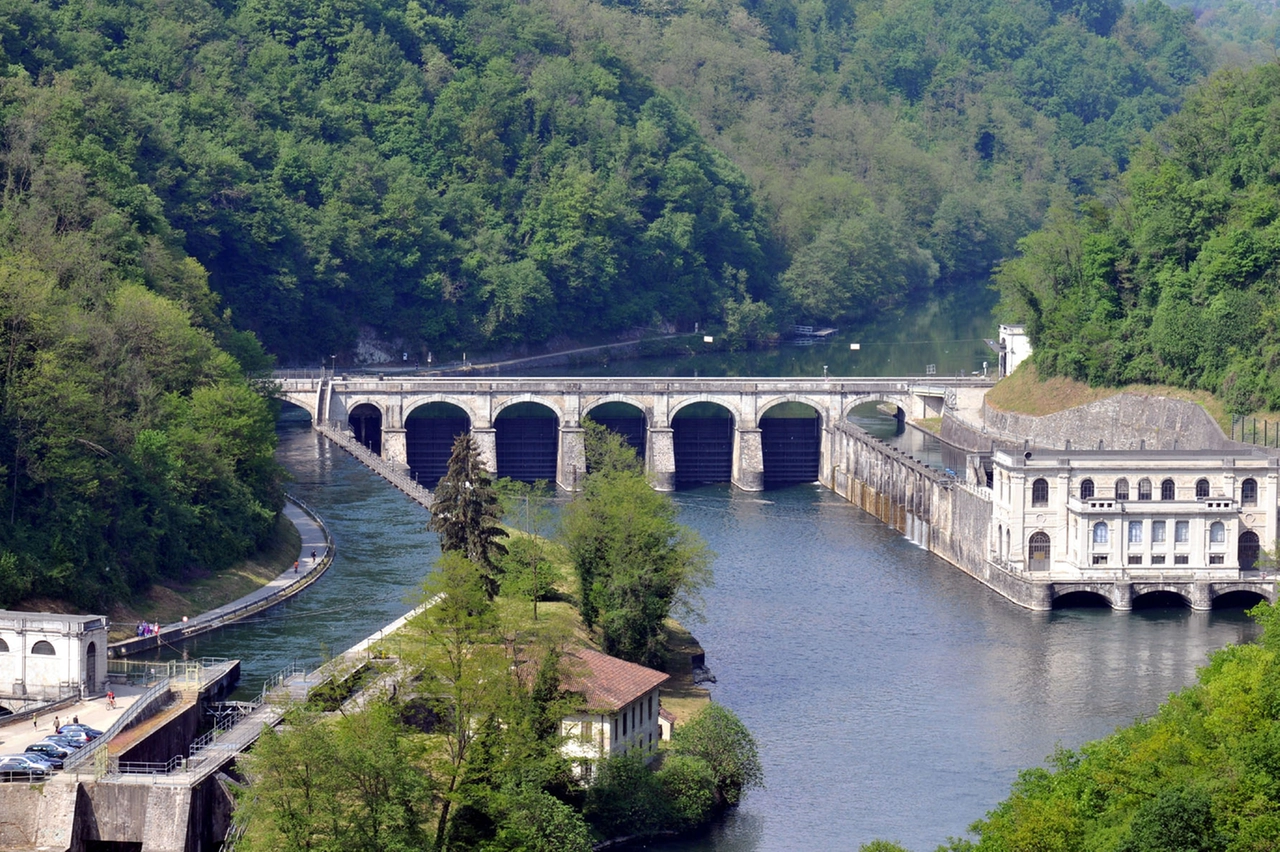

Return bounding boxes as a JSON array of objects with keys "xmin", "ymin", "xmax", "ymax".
[
  {"xmin": 348, "ymin": 404, "xmax": 382, "ymax": 455},
  {"xmin": 672, "ymin": 402, "xmax": 734, "ymax": 486},
  {"xmin": 86, "ymin": 641, "xmax": 97, "ymax": 691},
  {"xmin": 760, "ymin": 402, "xmax": 820, "ymax": 487},
  {"xmin": 1239, "ymin": 530, "xmax": 1261, "ymax": 571},
  {"xmin": 496, "ymin": 402, "xmax": 559, "ymax": 482},
  {"xmin": 406, "ymin": 403, "xmax": 471, "ymax": 487},
  {"xmin": 1028, "ymin": 531, "xmax": 1050, "ymax": 570},
  {"xmin": 585, "ymin": 402, "xmax": 646, "ymax": 465}
]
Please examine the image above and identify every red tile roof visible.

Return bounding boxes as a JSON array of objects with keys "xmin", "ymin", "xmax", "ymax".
[{"xmin": 564, "ymin": 647, "xmax": 669, "ymax": 713}]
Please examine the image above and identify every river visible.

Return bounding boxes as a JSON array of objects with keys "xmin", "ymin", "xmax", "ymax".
[{"xmin": 177, "ymin": 290, "xmax": 1260, "ymax": 851}]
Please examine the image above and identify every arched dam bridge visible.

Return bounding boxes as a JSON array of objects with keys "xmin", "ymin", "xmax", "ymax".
[{"xmin": 276, "ymin": 374, "xmax": 994, "ymax": 491}]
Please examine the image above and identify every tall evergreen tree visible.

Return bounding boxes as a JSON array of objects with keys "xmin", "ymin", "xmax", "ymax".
[{"xmin": 428, "ymin": 433, "xmax": 509, "ymax": 598}]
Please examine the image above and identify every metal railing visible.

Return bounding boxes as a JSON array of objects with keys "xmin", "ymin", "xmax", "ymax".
[
  {"xmin": 107, "ymin": 658, "xmax": 230, "ymax": 686},
  {"xmin": 65, "ymin": 677, "xmax": 174, "ymax": 773},
  {"xmin": 315, "ymin": 421, "xmax": 434, "ymax": 508}
]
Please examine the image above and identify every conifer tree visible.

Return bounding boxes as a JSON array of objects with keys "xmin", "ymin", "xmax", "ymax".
[{"xmin": 428, "ymin": 433, "xmax": 508, "ymax": 598}]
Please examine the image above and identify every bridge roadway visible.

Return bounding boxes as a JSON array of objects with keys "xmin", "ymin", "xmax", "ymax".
[{"xmin": 276, "ymin": 374, "xmax": 995, "ymax": 490}]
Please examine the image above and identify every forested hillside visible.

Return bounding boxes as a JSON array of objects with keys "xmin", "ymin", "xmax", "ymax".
[
  {"xmin": 996, "ymin": 62, "xmax": 1280, "ymax": 414},
  {"xmin": 0, "ymin": 0, "xmax": 1221, "ymax": 362}
]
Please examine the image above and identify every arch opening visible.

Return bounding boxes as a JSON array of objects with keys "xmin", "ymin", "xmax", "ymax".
[
  {"xmin": 1028, "ymin": 531, "xmax": 1050, "ymax": 570},
  {"xmin": 87, "ymin": 641, "xmax": 97, "ymax": 689},
  {"xmin": 1239, "ymin": 530, "xmax": 1260, "ymax": 571},
  {"xmin": 348, "ymin": 403, "xmax": 382, "ymax": 455},
  {"xmin": 761, "ymin": 402, "xmax": 820, "ymax": 487},
  {"xmin": 407, "ymin": 403, "xmax": 471, "ymax": 488},
  {"xmin": 586, "ymin": 402, "xmax": 646, "ymax": 466},
  {"xmin": 496, "ymin": 402, "xmax": 558, "ymax": 483},
  {"xmin": 1132, "ymin": 590, "xmax": 1191, "ymax": 610},
  {"xmin": 1051, "ymin": 591, "xmax": 1112, "ymax": 609},
  {"xmin": 31, "ymin": 640, "xmax": 55, "ymax": 655},
  {"xmin": 673, "ymin": 402, "xmax": 734, "ymax": 486},
  {"xmin": 1213, "ymin": 590, "xmax": 1267, "ymax": 609},
  {"xmin": 0, "ymin": 636, "xmax": 8, "ymax": 652},
  {"xmin": 846, "ymin": 399, "xmax": 904, "ymax": 439},
  {"xmin": 277, "ymin": 400, "xmax": 313, "ymax": 426}
]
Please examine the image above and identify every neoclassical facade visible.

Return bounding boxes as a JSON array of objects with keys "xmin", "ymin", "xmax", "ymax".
[
  {"xmin": 0, "ymin": 611, "xmax": 108, "ymax": 712},
  {"xmin": 991, "ymin": 449, "xmax": 1279, "ymax": 575}
]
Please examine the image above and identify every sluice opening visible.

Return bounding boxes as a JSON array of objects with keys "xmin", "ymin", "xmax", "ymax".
[
  {"xmin": 761, "ymin": 402, "xmax": 820, "ymax": 487},
  {"xmin": 85, "ymin": 843, "xmax": 143, "ymax": 852},
  {"xmin": 673, "ymin": 402, "xmax": 733, "ymax": 486},
  {"xmin": 1132, "ymin": 591, "xmax": 1191, "ymax": 610},
  {"xmin": 348, "ymin": 403, "xmax": 382, "ymax": 455},
  {"xmin": 406, "ymin": 403, "xmax": 471, "ymax": 487},
  {"xmin": 1051, "ymin": 591, "xmax": 1112, "ymax": 609},
  {"xmin": 587, "ymin": 402, "xmax": 646, "ymax": 464},
  {"xmin": 1212, "ymin": 590, "xmax": 1267, "ymax": 609},
  {"xmin": 496, "ymin": 402, "xmax": 558, "ymax": 482}
]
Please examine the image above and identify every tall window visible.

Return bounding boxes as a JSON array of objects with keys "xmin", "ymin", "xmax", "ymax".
[
  {"xmin": 1029, "ymin": 532, "xmax": 1050, "ymax": 565},
  {"xmin": 1080, "ymin": 479, "xmax": 1095, "ymax": 500},
  {"xmin": 1210, "ymin": 521, "xmax": 1226, "ymax": 543},
  {"xmin": 1196, "ymin": 478, "xmax": 1210, "ymax": 498},
  {"xmin": 1093, "ymin": 522, "xmax": 1109, "ymax": 544},
  {"xmin": 1032, "ymin": 478, "xmax": 1049, "ymax": 507},
  {"xmin": 581, "ymin": 720, "xmax": 593, "ymax": 742},
  {"xmin": 1242, "ymin": 478, "xmax": 1258, "ymax": 507},
  {"xmin": 1152, "ymin": 521, "xmax": 1166, "ymax": 543},
  {"xmin": 1161, "ymin": 479, "xmax": 1176, "ymax": 500},
  {"xmin": 1115, "ymin": 478, "xmax": 1129, "ymax": 500},
  {"xmin": 1175, "ymin": 520, "xmax": 1190, "ymax": 543},
  {"xmin": 1128, "ymin": 521, "xmax": 1143, "ymax": 544},
  {"xmin": 1138, "ymin": 479, "xmax": 1152, "ymax": 500}
]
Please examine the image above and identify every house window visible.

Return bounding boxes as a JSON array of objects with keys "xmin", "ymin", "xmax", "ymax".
[
  {"xmin": 1029, "ymin": 532, "xmax": 1050, "ymax": 565},
  {"xmin": 1210, "ymin": 521, "xmax": 1226, "ymax": 543},
  {"xmin": 1209, "ymin": 554, "xmax": 1225, "ymax": 564},
  {"xmin": 648, "ymin": 695, "xmax": 653, "ymax": 721},
  {"xmin": 1093, "ymin": 522, "xmax": 1109, "ymax": 545},
  {"xmin": 621, "ymin": 711, "xmax": 627, "ymax": 737},
  {"xmin": 1115, "ymin": 479, "xmax": 1129, "ymax": 500},
  {"xmin": 1032, "ymin": 478, "xmax": 1049, "ymax": 507},
  {"xmin": 1152, "ymin": 555, "xmax": 1166, "ymax": 565},
  {"xmin": 1092, "ymin": 554, "xmax": 1109, "ymax": 565},
  {"xmin": 1243, "ymin": 478, "xmax": 1258, "ymax": 506},
  {"xmin": 1152, "ymin": 521, "xmax": 1166, "ymax": 543},
  {"xmin": 1196, "ymin": 478, "xmax": 1210, "ymax": 498},
  {"xmin": 1175, "ymin": 521, "xmax": 1190, "ymax": 543},
  {"xmin": 1161, "ymin": 479, "xmax": 1176, "ymax": 500},
  {"xmin": 31, "ymin": 641, "xmax": 55, "ymax": 655},
  {"xmin": 1128, "ymin": 521, "xmax": 1143, "ymax": 544},
  {"xmin": 1080, "ymin": 479, "xmax": 1095, "ymax": 500},
  {"xmin": 1175, "ymin": 554, "xmax": 1189, "ymax": 565},
  {"xmin": 581, "ymin": 720, "xmax": 593, "ymax": 743},
  {"xmin": 1138, "ymin": 479, "xmax": 1152, "ymax": 500},
  {"xmin": 1128, "ymin": 555, "xmax": 1143, "ymax": 565}
]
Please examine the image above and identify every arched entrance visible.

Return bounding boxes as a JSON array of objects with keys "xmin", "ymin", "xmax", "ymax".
[
  {"xmin": 348, "ymin": 404, "xmax": 382, "ymax": 455},
  {"xmin": 1028, "ymin": 531, "xmax": 1050, "ymax": 570},
  {"xmin": 760, "ymin": 402, "xmax": 820, "ymax": 487},
  {"xmin": 1239, "ymin": 530, "xmax": 1260, "ymax": 571},
  {"xmin": 586, "ymin": 402, "xmax": 646, "ymax": 464},
  {"xmin": 86, "ymin": 641, "xmax": 97, "ymax": 691},
  {"xmin": 496, "ymin": 402, "xmax": 559, "ymax": 482},
  {"xmin": 673, "ymin": 402, "xmax": 734, "ymax": 486},
  {"xmin": 406, "ymin": 403, "xmax": 471, "ymax": 487}
]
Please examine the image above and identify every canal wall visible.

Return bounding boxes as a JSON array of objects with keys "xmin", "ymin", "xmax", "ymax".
[{"xmin": 823, "ymin": 421, "xmax": 1047, "ymax": 608}]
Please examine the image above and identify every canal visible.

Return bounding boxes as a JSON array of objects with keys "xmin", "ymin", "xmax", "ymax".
[{"xmin": 177, "ymin": 290, "xmax": 1261, "ymax": 851}]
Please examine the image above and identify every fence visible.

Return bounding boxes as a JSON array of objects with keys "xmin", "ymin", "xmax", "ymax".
[
  {"xmin": 65, "ymin": 677, "xmax": 174, "ymax": 774},
  {"xmin": 107, "ymin": 657, "xmax": 231, "ymax": 687},
  {"xmin": 316, "ymin": 421, "xmax": 434, "ymax": 509},
  {"xmin": 1232, "ymin": 416, "xmax": 1280, "ymax": 448}
]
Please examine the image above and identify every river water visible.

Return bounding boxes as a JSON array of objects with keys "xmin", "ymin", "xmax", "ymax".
[{"xmin": 176, "ymin": 291, "xmax": 1261, "ymax": 851}]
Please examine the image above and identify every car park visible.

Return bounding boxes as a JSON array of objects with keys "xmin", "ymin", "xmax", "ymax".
[
  {"xmin": 45, "ymin": 735, "xmax": 85, "ymax": 750},
  {"xmin": 21, "ymin": 746, "xmax": 65, "ymax": 770},
  {"xmin": 52, "ymin": 729, "xmax": 94, "ymax": 746},
  {"xmin": 26, "ymin": 741, "xmax": 73, "ymax": 762},
  {"xmin": 0, "ymin": 758, "xmax": 48, "ymax": 782},
  {"xmin": 1, "ymin": 754, "xmax": 56, "ymax": 773},
  {"xmin": 57, "ymin": 724, "xmax": 103, "ymax": 739}
]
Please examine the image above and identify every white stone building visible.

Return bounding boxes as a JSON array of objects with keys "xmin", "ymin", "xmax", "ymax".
[
  {"xmin": 558, "ymin": 647, "xmax": 669, "ymax": 781},
  {"xmin": 0, "ymin": 611, "xmax": 108, "ymax": 713},
  {"xmin": 990, "ymin": 448, "xmax": 1279, "ymax": 575},
  {"xmin": 997, "ymin": 325, "xmax": 1031, "ymax": 378}
]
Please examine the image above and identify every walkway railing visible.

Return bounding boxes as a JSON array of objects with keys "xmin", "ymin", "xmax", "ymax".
[
  {"xmin": 65, "ymin": 677, "xmax": 174, "ymax": 773},
  {"xmin": 315, "ymin": 421, "xmax": 434, "ymax": 509}
]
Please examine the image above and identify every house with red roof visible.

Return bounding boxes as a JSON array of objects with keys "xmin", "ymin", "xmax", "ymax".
[{"xmin": 559, "ymin": 647, "xmax": 670, "ymax": 780}]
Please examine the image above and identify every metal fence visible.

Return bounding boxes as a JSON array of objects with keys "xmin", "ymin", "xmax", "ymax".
[
  {"xmin": 107, "ymin": 657, "xmax": 230, "ymax": 686},
  {"xmin": 65, "ymin": 677, "xmax": 174, "ymax": 774},
  {"xmin": 1232, "ymin": 416, "xmax": 1280, "ymax": 448},
  {"xmin": 316, "ymin": 421, "xmax": 434, "ymax": 508}
]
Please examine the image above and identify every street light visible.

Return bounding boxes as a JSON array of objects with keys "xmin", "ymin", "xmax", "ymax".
[{"xmin": 329, "ymin": 354, "xmax": 337, "ymax": 377}]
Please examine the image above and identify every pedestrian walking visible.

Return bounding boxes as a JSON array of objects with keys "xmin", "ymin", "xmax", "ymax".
[
  {"xmin": 53, "ymin": 716, "xmax": 59, "ymax": 731},
  {"xmin": 293, "ymin": 559, "xmax": 299, "ymax": 573},
  {"xmin": 311, "ymin": 550, "xmax": 317, "ymax": 563},
  {"xmin": 107, "ymin": 690, "xmax": 116, "ymax": 710}
]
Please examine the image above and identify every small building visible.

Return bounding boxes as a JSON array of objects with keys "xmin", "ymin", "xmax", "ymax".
[
  {"xmin": 559, "ymin": 647, "xmax": 669, "ymax": 781},
  {"xmin": 0, "ymin": 611, "xmax": 109, "ymax": 714},
  {"xmin": 997, "ymin": 324, "xmax": 1031, "ymax": 378},
  {"xmin": 990, "ymin": 448, "xmax": 1279, "ymax": 575}
]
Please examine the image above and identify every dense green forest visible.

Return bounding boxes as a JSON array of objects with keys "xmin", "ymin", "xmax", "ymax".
[
  {"xmin": 932, "ymin": 602, "xmax": 1280, "ymax": 852},
  {"xmin": 996, "ymin": 60, "xmax": 1280, "ymax": 414},
  {"xmin": 0, "ymin": 0, "xmax": 1227, "ymax": 363}
]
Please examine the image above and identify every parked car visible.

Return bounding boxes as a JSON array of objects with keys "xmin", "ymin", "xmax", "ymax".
[
  {"xmin": 57, "ymin": 724, "xmax": 103, "ymax": 739},
  {"xmin": 26, "ymin": 741, "xmax": 73, "ymax": 761},
  {"xmin": 44, "ymin": 735, "xmax": 85, "ymax": 750},
  {"xmin": 1, "ymin": 754, "xmax": 56, "ymax": 773},
  {"xmin": 50, "ymin": 730, "xmax": 93, "ymax": 746},
  {"xmin": 0, "ymin": 758, "xmax": 48, "ymax": 782}
]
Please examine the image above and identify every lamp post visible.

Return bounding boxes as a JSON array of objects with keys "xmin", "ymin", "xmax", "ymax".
[{"xmin": 329, "ymin": 354, "xmax": 337, "ymax": 378}]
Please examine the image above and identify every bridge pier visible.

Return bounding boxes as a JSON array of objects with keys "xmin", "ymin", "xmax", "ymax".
[
  {"xmin": 473, "ymin": 427, "xmax": 498, "ymax": 475},
  {"xmin": 381, "ymin": 427, "xmax": 409, "ymax": 472},
  {"xmin": 733, "ymin": 426, "xmax": 764, "ymax": 492},
  {"xmin": 558, "ymin": 425, "xmax": 586, "ymax": 491},
  {"xmin": 648, "ymin": 427, "xmax": 676, "ymax": 492}
]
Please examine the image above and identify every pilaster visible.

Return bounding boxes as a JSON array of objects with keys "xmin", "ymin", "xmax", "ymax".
[
  {"xmin": 472, "ymin": 427, "xmax": 498, "ymax": 476},
  {"xmin": 558, "ymin": 425, "xmax": 586, "ymax": 492},
  {"xmin": 381, "ymin": 428, "xmax": 409, "ymax": 472},
  {"xmin": 732, "ymin": 426, "xmax": 764, "ymax": 492},
  {"xmin": 647, "ymin": 427, "xmax": 675, "ymax": 491}
]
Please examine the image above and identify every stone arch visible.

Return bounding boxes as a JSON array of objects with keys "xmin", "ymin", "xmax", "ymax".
[
  {"xmin": 839, "ymin": 394, "xmax": 913, "ymax": 423},
  {"xmin": 671, "ymin": 401, "xmax": 735, "ymax": 486},
  {"xmin": 1051, "ymin": 589, "xmax": 1113, "ymax": 609},
  {"xmin": 669, "ymin": 395, "xmax": 748, "ymax": 425},
  {"xmin": 1028, "ymin": 531, "xmax": 1050, "ymax": 569},
  {"xmin": 31, "ymin": 640, "xmax": 55, "ymax": 655},
  {"xmin": 1211, "ymin": 586, "xmax": 1270, "ymax": 608},
  {"xmin": 402, "ymin": 394, "xmax": 488, "ymax": 429},
  {"xmin": 405, "ymin": 401, "xmax": 472, "ymax": 487},
  {"xmin": 493, "ymin": 393, "xmax": 571, "ymax": 422},
  {"xmin": 495, "ymin": 401, "xmax": 559, "ymax": 483},
  {"xmin": 759, "ymin": 400, "xmax": 822, "ymax": 487},
  {"xmin": 1132, "ymin": 587, "xmax": 1193, "ymax": 609},
  {"xmin": 348, "ymin": 403, "xmax": 383, "ymax": 455},
  {"xmin": 1239, "ymin": 530, "xmax": 1260, "ymax": 570},
  {"xmin": 585, "ymin": 399, "xmax": 648, "ymax": 463},
  {"xmin": 86, "ymin": 641, "xmax": 97, "ymax": 690}
]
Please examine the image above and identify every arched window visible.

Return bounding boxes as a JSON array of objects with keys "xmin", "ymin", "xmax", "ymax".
[
  {"xmin": 1080, "ymin": 479, "xmax": 1095, "ymax": 500},
  {"xmin": 1093, "ymin": 522, "xmax": 1109, "ymax": 545},
  {"xmin": 1029, "ymin": 532, "xmax": 1050, "ymax": 567},
  {"xmin": 1240, "ymin": 531, "xmax": 1261, "ymax": 570},
  {"xmin": 31, "ymin": 640, "xmax": 55, "ymax": 656},
  {"xmin": 1138, "ymin": 479, "xmax": 1152, "ymax": 501},
  {"xmin": 1115, "ymin": 478, "xmax": 1129, "ymax": 500},
  {"xmin": 1242, "ymin": 478, "xmax": 1258, "ymax": 507},
  {"xmin": 1210, "ymin": 521, "xmax": 1226, "ymax": 543},
  {"xmin": 1196, "ymin": 478, "xmax": 1210, "ymax": 499},
  {"xmin": 997, "ymin": 524, "xmax": 1004, "ymax": 558},
  {"xmin": 0, "ymin": 637, "xmax": 8, "ymax": 652},
  {"xmin": 1032, "ymin": 478, "xmax": 1049, "ymax": 507},
  {"xmin": 1161, "ymin": 479, "xmax": 1176, "ymax": 500}
]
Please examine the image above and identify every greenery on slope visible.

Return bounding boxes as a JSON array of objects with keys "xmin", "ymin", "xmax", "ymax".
[{"xmin": 996, "ymin": 62, "xmax": 1280, "ymax": 414}]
